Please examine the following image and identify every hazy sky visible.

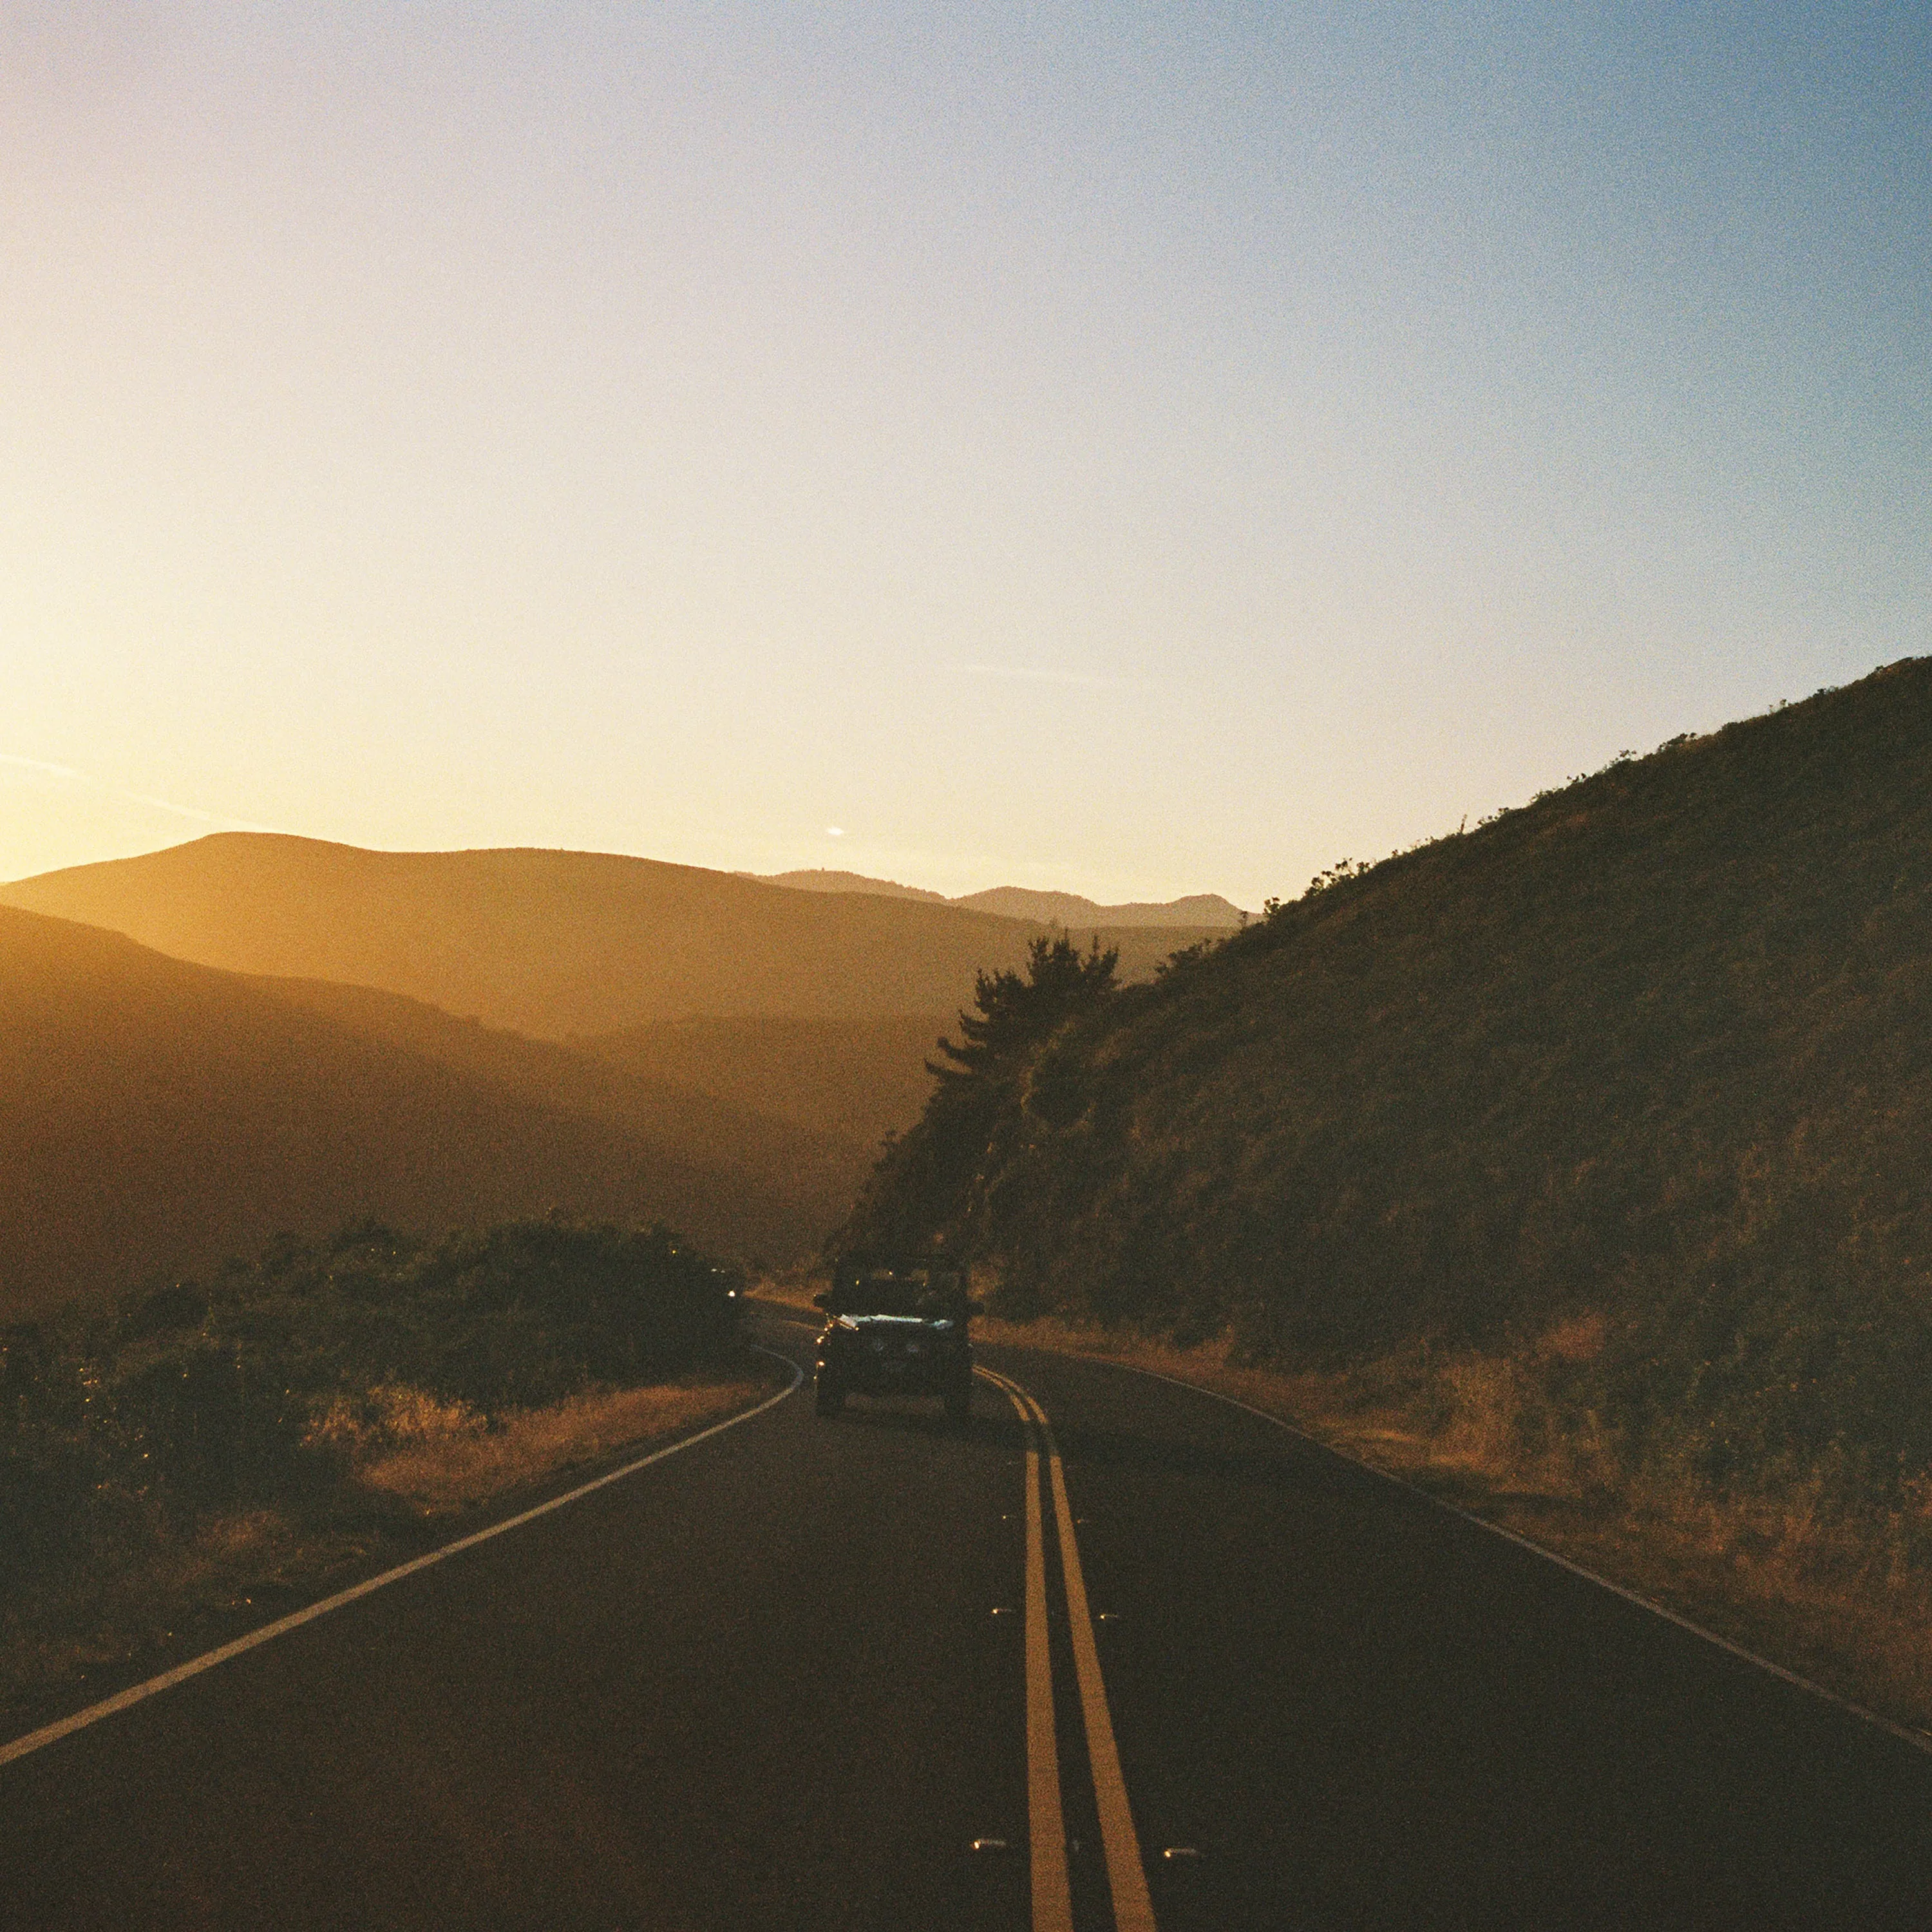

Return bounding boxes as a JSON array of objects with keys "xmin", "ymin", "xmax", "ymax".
[{"xmin": 4, "ymin": 3, "xmax": 1926, "ymax": 906}]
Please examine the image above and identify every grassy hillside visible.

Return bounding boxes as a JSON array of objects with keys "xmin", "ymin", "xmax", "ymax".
[
  {"xmin": 0, "ymin": 909, "xmax": 838, "ymax": 1318},
  {"xmin": 576, "ymin": 1012, "xmax": 952, "ymax": 1152},
  {"xmin": 844, "ymin": 658, "xmax": 1932, "ymax": 1495},
  {"xmin": 0, "ymin": 836, "xmax": 1224, "ymax": 1039}
]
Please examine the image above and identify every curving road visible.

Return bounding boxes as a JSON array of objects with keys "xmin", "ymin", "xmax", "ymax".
[{"xmin": 5, "ymin": 1303, "xmax": 1932, "ymax": 1929}]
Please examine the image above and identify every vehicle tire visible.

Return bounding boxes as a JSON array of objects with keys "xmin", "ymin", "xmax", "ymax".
[
  {"xmin": 944, "ymin": 1383, "xmax": 971, "ymax": 1427},
  {"xmin": 815, "ymin": 1376, "xmax": 846, "ymax": 1417}
]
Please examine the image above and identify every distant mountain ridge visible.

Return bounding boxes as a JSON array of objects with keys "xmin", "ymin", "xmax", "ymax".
[
  {"xmin": 952, "ymin": 886, "xmax": 1247, "ymax": 928},
  {"xmin": 750, "ymin": 869, "xmax": 947, "ymax": 903},
  {"xmin": 0, "ymin": 837, "xmax": 1227, "ymax": 1039},
  {"xmin": 751, "ymin": 869, "xmax": 1247, "ymax": 928}
]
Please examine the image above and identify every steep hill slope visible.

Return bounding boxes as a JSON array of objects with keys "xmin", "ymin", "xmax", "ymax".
[
  {"xmin": 0, "ymin": 909, "xmax": 840, "ymax": 1318},
  {"xmin": 0, "ymin": 838, "xmax": 1220, "ymax": 1038},
  {"xmin": 844, "ymin": 659, "xmax": 1932, "ymax": 1475}
]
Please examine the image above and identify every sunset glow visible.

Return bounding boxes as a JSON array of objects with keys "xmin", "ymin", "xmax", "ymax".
[{"xmin": 5, "ymin": 5, "xmax": 1926, "ymax": 904}]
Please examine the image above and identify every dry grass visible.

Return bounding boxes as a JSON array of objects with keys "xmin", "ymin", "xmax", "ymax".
[
  {"xmin": 1, "ymin": 1372, "xmax": 772, "ymax": 1732},
  {"xmin": 348, "ymin": 1378, "xmax": 767, "ymax": 1515},
  {"xmin": 0, "ymin": 1506, "xmax": 383, "ymax": 1730},
  {"xmin": 972, "ymin": 1311, "xmax": 1932, "ymax": 1739}
]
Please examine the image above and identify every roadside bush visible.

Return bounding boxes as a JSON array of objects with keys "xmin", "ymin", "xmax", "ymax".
[
  {"xmin": 0, "ymin": 1324, "xmax": 99, "ymax": 1588},
  {"xmin": 0, "ymin": 1217, "xmax": 741, "ymax": 1598},
  {"xmin": 102, "ymin": 1337, "xmax": 319, "ymax": 1518}
]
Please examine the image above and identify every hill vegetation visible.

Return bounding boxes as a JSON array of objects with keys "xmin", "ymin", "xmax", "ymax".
[
  {"xmin": 0, "ymin": 909, "xmax": 845, "ymax": 1318},
  {"xmin": 0, "ymin": 837, "xmax": 1227, "ymax": 1039},
  {"xmin": 840, "ymin": 658, "xmax": 1932, "ymax": 1507}
]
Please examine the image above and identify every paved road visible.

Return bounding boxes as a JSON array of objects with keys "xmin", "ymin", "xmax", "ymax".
[{"xmin": 5, "ymin": 1305, "xmax": 1932, "ymax": 1929}]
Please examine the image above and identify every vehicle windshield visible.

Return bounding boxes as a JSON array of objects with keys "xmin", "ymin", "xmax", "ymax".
[{"xmin": 822, "ymin": 1273, "xmax": 965, "ymax": 1320}]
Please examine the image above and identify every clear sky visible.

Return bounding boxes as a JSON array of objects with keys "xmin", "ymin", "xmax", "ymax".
[{"xmin": 4, "ymin": 3, "xmax": 1926, "ymax": 907}]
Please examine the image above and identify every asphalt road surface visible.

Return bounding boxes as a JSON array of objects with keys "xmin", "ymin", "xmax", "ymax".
[{"xmin": 6, "ymin": 1303, "xmax": 1932, "ymax": 1930}]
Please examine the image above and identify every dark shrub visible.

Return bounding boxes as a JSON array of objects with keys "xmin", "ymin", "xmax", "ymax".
[{"xmin": 1, "ymin": 1217, "xmax": 741, "ymax": 1596}]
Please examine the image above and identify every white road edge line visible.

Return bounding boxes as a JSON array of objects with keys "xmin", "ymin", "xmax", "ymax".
[
  {"xmin": 1102, "ymin": 1357, "xmax": 1932, "ymax": 1759},
  {"xmin": 0, "ymin": 1349, "xmax": 804, "ymax": 1771}
]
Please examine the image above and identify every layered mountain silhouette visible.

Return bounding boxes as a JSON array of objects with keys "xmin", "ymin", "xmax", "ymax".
[
  {"xmin": 0, "ymin": 837, "xmax": 1226, "ymax": 1040},
  {"xmin": 0, "ymin": 837, "xmax": 1247, "ymax": 1311},
  {"xmin": 0, "ymin": 907, "xmax": 862, "ymax": 1318}
]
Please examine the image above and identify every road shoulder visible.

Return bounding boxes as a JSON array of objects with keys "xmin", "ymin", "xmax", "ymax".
[{"xmin": 969, "ymin": 1313, "xmax": 1932, "ymax": 1749}]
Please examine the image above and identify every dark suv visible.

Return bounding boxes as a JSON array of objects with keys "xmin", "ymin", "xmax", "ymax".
[{"xmin": 812, "ymin": 1270, "xmax": 974, "ymax": 1425}]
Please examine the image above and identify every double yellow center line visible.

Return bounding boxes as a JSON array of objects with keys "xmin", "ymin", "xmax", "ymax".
[{"xmin": 980, "ymin": 1367, "xmax": 1158, "ymax": 1932}]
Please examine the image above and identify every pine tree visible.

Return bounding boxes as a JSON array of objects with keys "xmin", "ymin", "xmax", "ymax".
[
  {"xmin": 929, "ymin": 934, "xmax": 1119, "ymax": 1090},
  {"xmin": 834, "ymin": 934, "xmax": 1118, "ymax": 1267}
]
